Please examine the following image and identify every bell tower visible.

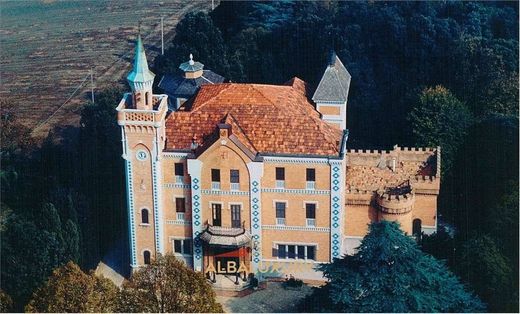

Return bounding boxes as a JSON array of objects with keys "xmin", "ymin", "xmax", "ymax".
[{"xmin": 117, "ymin": 34, "xmax": 168, "ymax": 270}]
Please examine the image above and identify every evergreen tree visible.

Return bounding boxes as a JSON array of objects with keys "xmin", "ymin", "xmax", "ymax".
[
  {"xmin": 25, "ymin": 262, "xmax": 118, "ymax": 313},
  {"xmin": 118, "ymin": 254, "xmax": 223, "ymax": 313},
  {"xmin": 301, "ymin": 221, "xmax": 484, "ymax": 312}
]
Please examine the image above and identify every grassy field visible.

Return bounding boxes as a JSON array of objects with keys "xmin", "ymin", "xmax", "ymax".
[{"xmin": 0, "ymin": 0, "xmax": 211, "ymax": 137}]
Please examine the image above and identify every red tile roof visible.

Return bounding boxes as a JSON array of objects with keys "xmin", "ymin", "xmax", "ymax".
[{"xmin": 164, "ymin": 80, "xmax": 343, "ymax": 156}]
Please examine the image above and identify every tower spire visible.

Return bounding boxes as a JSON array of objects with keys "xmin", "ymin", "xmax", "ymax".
[{"xmin": 127, "ymin": 32, "xmax": 155, "ymax": 110}]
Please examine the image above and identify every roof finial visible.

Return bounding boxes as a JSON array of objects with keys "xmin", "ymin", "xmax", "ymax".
[
  {"xmin": 138, "ymin": 20, "xmax": 141, "ymax": 35},
  {"xmin": 189, "ymin": 53, "xmax": 194, "ymax": 65}
]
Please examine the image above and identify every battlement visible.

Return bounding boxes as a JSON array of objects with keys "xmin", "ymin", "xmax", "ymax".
[{"xmin": 376, "ymin": 186, "xmax": 415, "ymax": 214}]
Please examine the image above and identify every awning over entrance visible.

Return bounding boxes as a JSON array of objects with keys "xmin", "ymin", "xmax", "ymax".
[{"xmin": 199, "ymin": 225, "xmax": 251, "ymax": 247}]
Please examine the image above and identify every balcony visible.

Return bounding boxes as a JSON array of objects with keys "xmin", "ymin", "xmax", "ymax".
[
  {"xmin": 306, "ymin": 181, "xmax": 315, "ymax": 190},
  {"xmin": 176, "ymin": 212, "xmax": 185, "ymax": 221},
  {"xmin": 306, "ymin": 218, "xmax": 316, "ymax": 227},
  {"xmin": 276, "ymin": 218, "xmax": 286, "ymax": 226},
  {"xmin": 275, "ymin": 180, "xmax": 285, "ymax": 189},
  {"xmin": 211, "ymin": 182, "xmax": 221, "ymax": 190},
  {"xmin": 230, "ymin": 183, "xmax": 240, "ymax": 191},
  {"xmin": 175, "ymin": 175, "xmax": 184, "ymax": 184}
]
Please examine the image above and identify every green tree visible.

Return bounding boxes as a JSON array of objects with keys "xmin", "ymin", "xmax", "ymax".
[
  {"xmin": 154, "ymin": 11, "xmax": 231, "ymax": 80},
  {"xmin": 118, "ymin": 254, "xmax": 223, "ymax": 313},
  {"xmin": 454, "ymin": 235, "xmax": 516, "ymax": 312},
  {"xmin": 0, "ymin": 290, "xmax": 13, "ymax": 313},
  {"xmin": 25, "ymin": 262, "xmax": 118, "ymax": 313},
  {"xmin": 408, "ymin": 86, "xmax": 473, "ymax": 174},
  {"xmin": 78, "ymin": 86, "xmax": 125, "ymax": 265},
  {"xmin": 301, "ymin": 221, "xmax": 484, "ymax": 312}
]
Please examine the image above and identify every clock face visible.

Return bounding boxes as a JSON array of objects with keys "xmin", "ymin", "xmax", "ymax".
[{"xmin": 136, "ymin": 150, "xmax": 148, "ymax": 161}]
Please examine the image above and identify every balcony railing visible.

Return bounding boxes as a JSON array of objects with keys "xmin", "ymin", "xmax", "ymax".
[
  {"xmin": 175, "ymin": 175, "xmax": 184, "ymax": 183},
  {"xmin": 306, "ymin": 218, "xmax": 316, "ymax": 227},
  {"xmin": 211, "ymin": 182, "xmax": 221, "ymax": 190},
  {"xmin": 276, "ymin": 180, "xmax": 285, "ymax": 189},
  {"xmin": 176, "ymin": 212, "xmax": 185, "ymax": 221},
  {"xmin": 276, "ymin": 218, "xmax": 286, "ymax": 226},
  {"xmin": 306, "ymin": 181, "xmax": 315, "ymax": 190},
  {"xmin": 230, "ymin": 183, "xmax": 240, "ymax": 191}
]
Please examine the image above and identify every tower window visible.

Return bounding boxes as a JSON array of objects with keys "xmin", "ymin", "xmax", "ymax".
[
  {"xmin": 141, "ymin": 208, "xmax": 149, "ymax": 224},
  {"xmin": 143, "ymin": 250, "xmax": 151, "ymax": 265}
]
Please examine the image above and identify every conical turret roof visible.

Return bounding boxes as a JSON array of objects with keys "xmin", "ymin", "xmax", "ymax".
[{"xmin": 127, "ymin": 34, "xmax": 155, "ymax": 83}]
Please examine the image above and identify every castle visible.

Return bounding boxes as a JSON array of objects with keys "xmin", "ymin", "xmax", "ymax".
[{"xmin": 117, "ymin": 35, "xmax": 440, "ymax": 285}]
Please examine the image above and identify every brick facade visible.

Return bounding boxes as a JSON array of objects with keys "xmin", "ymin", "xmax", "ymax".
[{"xmin": 117, "ymin": 38, "xmax": 440, "ymax": 282}]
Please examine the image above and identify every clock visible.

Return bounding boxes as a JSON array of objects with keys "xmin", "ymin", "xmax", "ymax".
[{"xmin": 136, "ymin": 150, "xmax": 148, "ymax": 161}]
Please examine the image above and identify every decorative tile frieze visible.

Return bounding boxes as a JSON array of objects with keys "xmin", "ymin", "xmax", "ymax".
[
  {"xmin": 261, "ymin": 188, "xmax": 330, "ymax": 195},
  {"xmin": 262, "ymin": 225, "xmax": 330, "ymax": 233}
]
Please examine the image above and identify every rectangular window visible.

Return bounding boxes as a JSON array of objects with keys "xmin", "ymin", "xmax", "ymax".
[
  {"xmin": 297, "ymin": 246, "xmax": 306, "ymax": 259},
  {"xmin": 175, "ymin": 163, "xmax": 184, "ymax": 176},
  {"xmin": 305, "ymin": 203, "xmax": 316, "ymax": 219},
  {"xmin": 275, "ymin": 167, "xmax": 285, "ymax": 180},
  {"xmin": 307, "ymin": 246, "xmax": 316, "ymax": 260},
  {"xmin": 230, "ymin": 169, "xmax": 239, "ymax": 183},
  {"xmin": 287, "ymin": 245, "xmax": 296, "ymax": 259},
  {"xmin": 275, "ymin": 202, "xmax": 286, "ymax": 218},
  {"xmin": 231, "ymin": 204, "xmax": 241, "ymax": 228},
  {"xmin": 174, "ymin": 240, "xmax": 182, "ymax": 253},
  {"xmin": 277, "ymin": 245, "xmax": 286, "ymax": 259},
  {"xmin": 306, "ymin": 168, "xmax": 316, "ymax": 181},
  {"xmin": 174, "ymin": 239, "xmax": 192, "ymax": 255},
  {"xmin": 183, "ymin": 239, "xmax": 192, "ymax": 255},
  {"xmin": 276, "ymin": 244, "xmax": 316, "ymax": 260},
  {"xmin": 211, "ymin": 169, "xmax": 220, "ymax": 182},
  {"xmin": 175, "ymin": 198, "xmax": 185, "ymax": 213}
]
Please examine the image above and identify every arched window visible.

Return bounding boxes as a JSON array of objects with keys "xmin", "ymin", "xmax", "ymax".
[
  {"xmin": 143, "ymin": 250, "xmax": 151, "ymax": 265},
  {"xmin": 145, "ymin": 92, "xmax": 149, "ymax": 107},
  {"xmin": 141, "ymin": 208, "xmax": 149, "ymax": 224},
  {"xmin": 413, "ymin": 219, "xmax": 422, "ymax": 238}
]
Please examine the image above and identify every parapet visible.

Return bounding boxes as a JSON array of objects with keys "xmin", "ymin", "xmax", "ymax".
[{"xmin": 376, "ymin": 185, "xmax": 415, "ymax": 215}]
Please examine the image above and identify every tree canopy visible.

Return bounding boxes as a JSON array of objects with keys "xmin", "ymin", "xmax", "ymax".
[
  {"xmin": 25, "ymin": 262, "xmax": 118, "ymax": 313},
  {"xmin": 301, "ymin": 221, "xmax": 484, "ymax": 313},
  {"xmin": 118, "ymin": 254, "xmax": 223, "ymax": 313}
]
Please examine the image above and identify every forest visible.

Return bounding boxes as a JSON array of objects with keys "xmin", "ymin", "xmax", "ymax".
[{"xmin": 1, "ymin": 1, "xmax": 518, "ymax": 312}]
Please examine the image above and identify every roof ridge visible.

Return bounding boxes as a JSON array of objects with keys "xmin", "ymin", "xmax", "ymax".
[
  {"xmin": 225, "ymin": 113, "xmax": 257, "ymax": 152},
  {"xmin": 333, "ymin": 68, "xmax": 346, "ymax": 99},
  {"xmin": 191, "ymin": 84, "xmax": 231, "ymax": 113},
  {"xmin": 250, "ymin": 85, "xmax": 275, "ymax": 106}
]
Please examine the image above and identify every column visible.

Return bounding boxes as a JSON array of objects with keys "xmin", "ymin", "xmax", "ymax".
[
  {"xmin": 329, "ymin": 159, "xmax": 344, "ymax": 260},
  {"xmin": 187, "ymin": 159, "xmax": 203, "ymax": 271},
  {"xmin": 247, "ymin": 162, "xmax": 263, "ymax": 275},
  {"xmin": 152, "ymin": 135, "xmax": 164, "ymax": 254}
]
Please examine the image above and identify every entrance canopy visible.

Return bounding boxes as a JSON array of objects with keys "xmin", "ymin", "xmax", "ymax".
[{"xmin": 200, "ymin": 225, "xmax": 251, "ymax": 247}]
